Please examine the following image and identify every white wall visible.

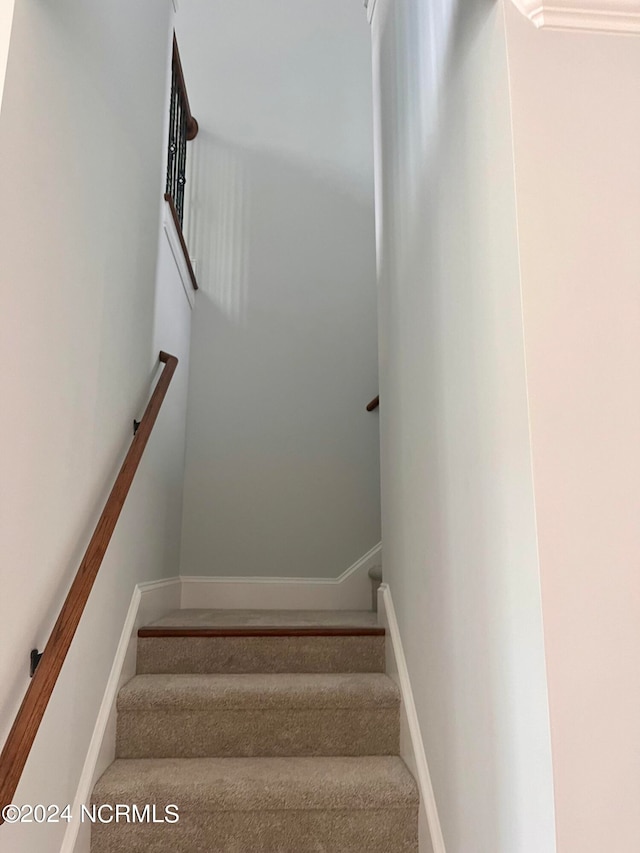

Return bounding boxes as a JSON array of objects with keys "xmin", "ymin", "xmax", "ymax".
[
  {"xmin": 176, "ymin": 0, "xmax": 381, "ymax": 579},
  {"xmin": 370, "ymin": 0, "xmax": 556, "ymax": 849},
  {"xmin": 0, "ymin": 0, "xmax": 14, "ymax": 112},
  {"xmin": 505, "ymin": 6, "xmax": 640, "ymax": 850},
  {"xmin": 0, "ymin": 2, "xmax": 191, "ymax": 850}
]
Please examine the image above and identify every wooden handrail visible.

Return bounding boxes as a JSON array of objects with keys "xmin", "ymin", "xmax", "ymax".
[
  {"xmin": 164, "ymin": 193, "xmax": 198, "ymax": 291},
  {"xmin": 0, "ymin": 351, "xmax": 178, "ymax": 819},
  {"xmin": 366, "ymin": 395, "xmax": 379, "ymax": 412},
  {"xmin": 172, "ymin": 35, "xmax": 198, "ymax": 141}
]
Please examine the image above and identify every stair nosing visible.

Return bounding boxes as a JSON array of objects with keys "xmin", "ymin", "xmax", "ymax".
[{"xmin": 138, "ymin": 626, "xmax": 385, "ymax": 638}]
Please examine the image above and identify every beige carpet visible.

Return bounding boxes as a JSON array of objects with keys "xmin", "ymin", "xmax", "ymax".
[{"xmin": 91, "ymin": 610, "xmax": 419, "ymax": 852}]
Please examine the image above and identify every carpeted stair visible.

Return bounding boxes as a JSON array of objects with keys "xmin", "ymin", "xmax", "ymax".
[{"xmin": 90, "ymin": 609, "xmax": 419, "ymax": 852}]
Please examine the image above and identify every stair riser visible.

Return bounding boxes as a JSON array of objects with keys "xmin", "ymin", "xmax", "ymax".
[
  {"xmin": 137, "ymin": 636, "xmax": 385, "ymax": 674},
  {"xmin": 90, "ymin": 807, "xmax": 419, "ymax": 853},
  {"xmin": 117, "ymin": 707, "xmax": 399, "ymax": 758}
]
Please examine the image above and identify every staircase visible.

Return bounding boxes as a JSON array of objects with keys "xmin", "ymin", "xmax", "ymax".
[{"xmin": 90, "ymin": 609, "xmax": 419, "ymax": 852}]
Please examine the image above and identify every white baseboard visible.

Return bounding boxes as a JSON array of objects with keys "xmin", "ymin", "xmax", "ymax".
[
  {"xmin": 60, "ymin": 577, "xmax": 181, "ymax": 853},
  {"xmin": 378, "ymin": 583, "xmax": 446, "ymax": 853},
  {"xmin": 180, "ymin": 543, "xmax": 382, "ymax": 611}
]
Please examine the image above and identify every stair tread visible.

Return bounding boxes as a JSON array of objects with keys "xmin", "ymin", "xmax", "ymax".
[
  {"xmin": 139, "ymin": 609, "xmax": 384, "ymax": 637},
  {"xmin": 118, "ymin": 673, "xmax": 399, "ymax": 711},
  {"xmin": 93, "ymin": 756, "xmax": 418, "ymax": 811},
  {"xmin": 146, "ymin": 609, "xmax": 379, "ymax": 629}
]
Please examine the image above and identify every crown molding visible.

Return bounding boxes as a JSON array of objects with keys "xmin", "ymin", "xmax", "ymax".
[{"xmin": 509, "ymin": 0, "xmax": 640, "ymax": 32}]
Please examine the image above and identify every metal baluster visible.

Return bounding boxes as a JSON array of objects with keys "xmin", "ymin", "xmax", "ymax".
[
  {"xmin": 177, "ymin": 101, "xmax": 187, "ymax": 226},
  {"xmin": 166, "ymin": 67, "xmax": 177, "ymax": 200},
  {"xmin": 165, "ymin": 40, "xmax": 196, "ymax": 233}
]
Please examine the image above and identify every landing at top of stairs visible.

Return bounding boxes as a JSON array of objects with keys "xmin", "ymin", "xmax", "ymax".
[{"xmin": 140, "ymin": 608, "xmax": 381, "ymax": 636}]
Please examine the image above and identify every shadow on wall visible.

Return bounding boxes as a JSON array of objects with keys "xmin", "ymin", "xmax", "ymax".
[
  {"xmin": 186, "ymin": 128, "xmax": 377, "ymax": 322},
  {"xmin": 179, "ymin": 132, "xmax": 381, "ymax": 580},
  {"xmin": 385, "ymin": 0, "xmax": 499, "ymax": 274},
  {"xmin": 188, "ymin": 130, "xmax": 251, "ymax": 324}
]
